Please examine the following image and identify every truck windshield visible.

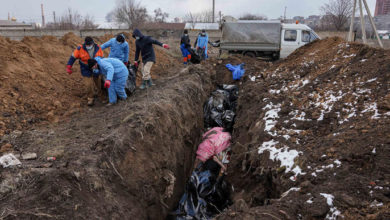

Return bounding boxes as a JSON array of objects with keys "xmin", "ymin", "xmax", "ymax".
[
  {"xmin": 310, "ymin": 31, "xmax": 319, "ymax": 41},
  {"xmin": 284, "ymin": 30, "xmax": 297, "ymax": 42}
]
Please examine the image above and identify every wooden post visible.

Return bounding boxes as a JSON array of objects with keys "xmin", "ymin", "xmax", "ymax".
[
  {"xmin": 362, "ymin": 0, "xmax": 383, "ymax": 48},
  {"xmin": 348, "ymin": 0, "xmax": 357, "ymax": 42},
  {"xmin": 359, "ymin": 0, "xmax": 367, "ymax": 43}
]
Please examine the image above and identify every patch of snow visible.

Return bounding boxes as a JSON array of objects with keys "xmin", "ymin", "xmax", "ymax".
[
  {"xmin": 0, "ymin": 154, "xmax": 22, "ymax": 168},
  {"xmin": 361, "ymin": 59, "xmax": 367, "ymax": 62},
  {"xmin": 343, "ymin": 54, "xmax": 356, "ymax": 58},
  {"xmin": 306, "ymin": 198, "xmax": 314, "ymax": 204},
  {"xmin": 269, "ymin": 89, "xmax": 281, "ymax": 94},
  {"xmin": 302, "ymin": 79, "xmax": 310, "ymax": 86},
  {"xmin": 334, "ymin": 160, "xmax": 342, "ymax": 167},
  {"xmin": 249, "ymin": 76, "xmax": 256, "ymax": 81},
  {"xmin": 366, "ymin": 78, "xmax": 377, "ymax": 83},
  {"xmin": 311, "ymin": 172, "xmax": 317, "ymax": 177},
  {"xmin": 281, "ymin": 187, "xmax": 300, "ymax": 198},
  {"xmin": 320, "ymin": 193, "xmax": 342, "ymax": 220},
  {"xmin": 263, "ymin": 103, "xmax": 281, "ymax": 136},
  {"xmin": 372, "ymin": 148, "xmax": 376, "ymax": 154},
  {"xmin": 258, "ymin": 141, "xmax": 304, "ymax": 178},
  {"xmin": 370, "ymin": 200, "xmax": 383, "ymax": 207},
  {"xmin": 330, "ymin": 65, "xmax": 336, "ymax": 70},
  {"xmin": 362, "ymin": 102, "xmax": 380, "ymax": 119}
]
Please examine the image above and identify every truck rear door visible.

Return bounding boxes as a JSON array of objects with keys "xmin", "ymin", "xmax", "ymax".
[{"xmin": 281, "ymin": 29, "xmax": 300, "ymax": 58}]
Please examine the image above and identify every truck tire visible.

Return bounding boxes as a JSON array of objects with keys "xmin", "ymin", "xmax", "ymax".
[{"xmin": 243, "ymin": 51, "xmax": 256, "ymax": 58}]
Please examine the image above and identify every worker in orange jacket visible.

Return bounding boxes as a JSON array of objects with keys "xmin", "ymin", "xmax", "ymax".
[{"xmin": 66, "ymin": 37, "xmax": 104, "ymax": 106}]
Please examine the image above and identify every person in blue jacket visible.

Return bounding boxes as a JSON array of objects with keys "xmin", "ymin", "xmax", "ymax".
[
  {"xmin": 101, "ymin": 34, "xmax": 130, "ymax": 66},
  {"xmin": 180, "ymin": 29, "xmax": 191, "ymax": 64},
  {"xmin": 88, "ymin": 57, "xmax": 129, "ymax": 105},
  {"xmin": 194, "ymin": 29, "xmax": 209, "ymax": 61},
  {"xmin": 132, "ymin": 29, "xmax": 170, "ymax": 89}
]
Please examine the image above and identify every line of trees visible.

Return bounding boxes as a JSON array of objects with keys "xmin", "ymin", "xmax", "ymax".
[{"xmin": 46, "ymin": 8, "xmax": 98, "ymax": 30}]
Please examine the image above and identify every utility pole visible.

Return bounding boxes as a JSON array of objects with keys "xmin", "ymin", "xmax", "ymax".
[
  {"xmin": 358, "ymin": 0, "xmax": 367, "ymax": 43},
  {"xmin": 53, "ymin": 11, "xmax": 56, "ymax": 24},
  {"xmin": 41, "ymin": 4, "xmax": 45, "ymax": 27},
  {"xmin": 8, "ymin": 12, "xmax": 10, "ymax": 21},
  {"xmin": 212, "ymin": 0, "xmax": 215, "ymax": 23},
  {"xmin": 284, "ymin": 7, "xmax": 287, "ymax": 21},
  {"xmin": 348, "ymin": 0, "xmax": 357, "ymax": 41},
  {"xmin": 348, "ymin": 0, "xmax": 383, "ymax": 48}
]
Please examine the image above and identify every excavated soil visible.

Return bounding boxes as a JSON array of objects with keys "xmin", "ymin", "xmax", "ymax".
[
  {"xmin": 1, "ymin": 34, "xmax": 389, "ymax": 220},
  {"xmin": 0, "ymin": 65, "xmax": 215, "ymax": 219},
  {"xmin": 0, "ymin": 33, "xmax": 179, "ymax": 138},
  {"xmin": 216, "ymin": 37, "xmax": 390, "ymax": 219}
]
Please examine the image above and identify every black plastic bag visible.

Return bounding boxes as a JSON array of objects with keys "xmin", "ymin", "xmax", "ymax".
[
  {"xmin": 125, "ymin": 64, "xmax": 137, "ymax": 95},
  {"xmin": 189, "ymin": 48, "xmax": 201, "ymax": 64},
  {"xmin": 172, "ymin": 160, "xmax": 232, "ymax": 220},
  {"xmin": 203, "ymin": 86, "xmax": 238, "ymax": 130},
  {"xmin": 101, "ymin": 64, "xmax": 137, "ymax": 95}
]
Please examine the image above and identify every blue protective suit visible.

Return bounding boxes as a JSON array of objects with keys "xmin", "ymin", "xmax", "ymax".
[
  {"xmin": 226, "ymin": 63, "xmax": 245, "ymax": 80},
  {"xmin": 195, "ymin": 33, "xmax": 209, "ymax": 59},
  {"xmin": 101, "ymin": 37, "xmax": 129, "ymax": 63},
  {"xmin": 180, "ymin": 44, "xmax": 190, "ymax": 58},
  {"xmin": 95, "ymin": 57, "xmax": 129, "ymax": 103}
]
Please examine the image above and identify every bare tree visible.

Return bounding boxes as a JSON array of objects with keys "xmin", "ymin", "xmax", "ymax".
[
  {"xmin": 173, "ymin": 17, "xmax": 181, "ymax": 23},
  {"xmin": 111, "ymin": 0, "xmax": 149, "ymax": 29},
  {"xmin": 45, "ymin": 8, "xmax": 97, "ymax": 30},
  {"xmin": 183, "ymin": 10, "xmax": 215, "ymax": 28},
  {"xmin": 320, "ymin": 0, "xmax": 353, "ymax": 31},
  {"xmin": 184, "ymin": 12, "xmax": 200, "ymax": 29},
  {"xmin": 105, "ymin": 11, "xmax": 115, "ymax": 22},
  {"xmin": 57, "ymin": 8, "xmax": 83, "ymax": 29},
  {"xmin": 82, "ymin": 15, "xmax": 98, "ymax": 29},
  {"xmin": 154, "ymin": 8, "xmax": 169, "ymax": 23},
  {"xmin": 199, "ymin": 10, "xmax": 214, "ymax": 23},
  {"xmin": 239, "ymin": 13, "xmax": 268, "ymax": 20}
]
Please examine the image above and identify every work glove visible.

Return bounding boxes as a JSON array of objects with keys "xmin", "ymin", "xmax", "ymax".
[
  {"xmin": 134, "ymin": 61, "xmax": 139, "ymax": 68},
  {"xmin": 66, "ymin": 65, "xmax": 72, "ymax": 74},
  {"xmin": 104, "ymin": 80, "xmax": 111, "ymax": 89},
  {"xmin": 124, "ymin": 62, "xmax": 128, "ymax": 66},
  {"xmin": 163, "ymin": 44, "xmax": 170, "ymax": 49}
]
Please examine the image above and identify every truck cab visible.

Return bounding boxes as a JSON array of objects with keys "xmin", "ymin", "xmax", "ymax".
[{"xmin": 280, "ymin": 23, "xmax": 319, "ymax": 58}]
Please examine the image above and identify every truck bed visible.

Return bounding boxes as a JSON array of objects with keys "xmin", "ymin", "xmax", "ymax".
[{"xmin": 220, "ymin": 21, "xmax": 281, "ymax": 52}]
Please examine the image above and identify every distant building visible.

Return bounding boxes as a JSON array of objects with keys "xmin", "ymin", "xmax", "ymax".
[
  {"xmin": 292, "ymin": 16, "xmax": 305, "ymax": 24},
  {"xmin": 375, "ymin": 0, "xmax": 390, "ymax": 16},
  {"xmin": 374, "ymin": 14, "xmax": 390, "ymax": 30},
  {"xmin": 0, "ymin": 20, "xmax": 34, "ymax": 30},
  {"xmin": 305, "ymin": 15, "xmax": 321, "ymax": 28},
  {"xmin": 184, "ymin": 23, "xmax": 219, "ymax": 30},
  {"xmin": 378, "ymin": 30, "xmax": 390, "ymax": 39}
]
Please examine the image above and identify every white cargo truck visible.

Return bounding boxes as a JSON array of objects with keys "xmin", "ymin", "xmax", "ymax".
[{"xmin": 219, "ymin": 20, "xmax": 320, "ymax": 59}]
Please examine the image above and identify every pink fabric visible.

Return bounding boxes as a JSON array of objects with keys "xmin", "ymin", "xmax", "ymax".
[{"xmin": 196, "ymin": 127, "xmax": 231, "ymax": 162}]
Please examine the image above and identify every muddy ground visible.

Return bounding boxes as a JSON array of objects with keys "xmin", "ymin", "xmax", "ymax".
[
  {"xmin": 0, "ymin": 64, "xmax": 217, "ymax": 219},
  {"xmin": 0, "ymin": 33, "xmax": 179, "ymax": 137},
  {"xmin": 0, "ymin": 35, "xmax": 389, "ymax": 220},
  {"xmin": 216, "ymin": 37, "xmax": 390, "ymax": 219}
]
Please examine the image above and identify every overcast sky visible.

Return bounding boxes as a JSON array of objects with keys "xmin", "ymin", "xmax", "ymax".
[{"xmin": 1, "ymin": 0, "xmax": 377, "ymax": 24}]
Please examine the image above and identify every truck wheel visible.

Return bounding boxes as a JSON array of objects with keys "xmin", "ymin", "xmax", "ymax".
[{"xmin": 244, "ymin": 51, "xmax": 256, "ymax": 58}]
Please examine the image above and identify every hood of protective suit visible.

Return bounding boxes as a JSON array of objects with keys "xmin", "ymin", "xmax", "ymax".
[{"xmin": 132, "ymin": 29, "xmax": 144, "ymax": 39}]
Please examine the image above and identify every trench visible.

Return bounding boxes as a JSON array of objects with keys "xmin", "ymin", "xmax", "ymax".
[{"xmin": 1, "ymin": 63, "xmax": 242, "ymax": 219}]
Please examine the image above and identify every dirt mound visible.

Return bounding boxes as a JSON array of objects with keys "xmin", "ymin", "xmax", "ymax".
[
  {"xmin": 216, "ymin": 37, "xmax": 390, "ymax": 219},
  {"xmin": 0, "ymin": 65, "xmax": 215, "ymax": 219},
  {"xmin": 0, "ymin": 32, "xmax": 179, "ymax": 137}
]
